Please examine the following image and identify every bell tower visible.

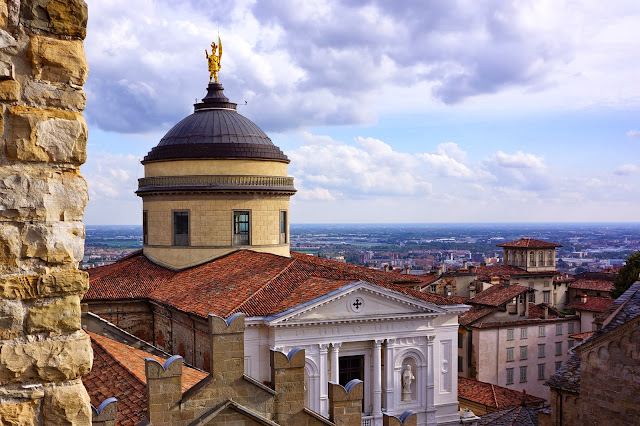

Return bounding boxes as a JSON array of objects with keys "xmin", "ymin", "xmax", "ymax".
[{"xmin": 137, "ymin": 80, "xmax": 295, "ymax": 269}]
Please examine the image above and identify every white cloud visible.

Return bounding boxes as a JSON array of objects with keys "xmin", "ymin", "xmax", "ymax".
[
  {"xmin": 614, "ymin": 164, "xmax": 638, "ymax": 175},
  {"xmin": 627, "ymin": 130, "xmax": 640, "ymax": 138},
  {"xmin": 492, "ymin": 151, "xmax": 546, "ymax": 169},
  {"xmin": 84, "ymin": 0, "xmax": 640, "ymax": 134}
]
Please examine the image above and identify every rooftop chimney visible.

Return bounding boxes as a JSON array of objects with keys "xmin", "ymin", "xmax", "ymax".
[
  {"xmin": 581, "ymin": 294, "xmax": 587, "ymax": 304},
  {"xmin": 405, "ymin": 265, "xmax": 411, "ymax": 274},
  {"xmin": 469, "ymin": 265, "xmax": 477, "ymax": 274}
]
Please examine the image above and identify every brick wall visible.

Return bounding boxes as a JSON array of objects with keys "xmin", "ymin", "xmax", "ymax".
[{"xmin": 0, "ymin": 0, "xmax": 91, "ymax": 423}]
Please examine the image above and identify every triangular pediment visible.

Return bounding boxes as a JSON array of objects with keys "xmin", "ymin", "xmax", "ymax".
[{"xmin": 268, "ymin": 281, "xmax": 444, "ymax": 325}]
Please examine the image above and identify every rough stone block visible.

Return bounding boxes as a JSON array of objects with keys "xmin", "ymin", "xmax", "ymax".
[
  {"xmin": 6, "ymin": 105, "xmax": 87, "ymax": 163},
  {"xmin": 0, "ymin": 299, "xmax": 23, "ymax": 339},
  {"xmin": 27, "ymin": 35, "xmax": 88, "ymax": 85},
  {"xmin": 23, "ymin": 80, "xmax": 86, "ymax": 111},
  {"xmin": 0, "ymin": 331, "xmax": 92, "ymax": 384},
  {"xmin": 20, "ymin": 0, "xmax": 87, "ymax": 39},
  {"xmin": 0, "ymin": 223, "xmax": 22, "ymax": 271},
  {"xmin": 43, "ymin": 379, "xmax": 92, "ymax": 425},
  {"xmin": 45, "ymin": 0, "xmax": 88, "ymax": 39},
  {"xmin": 0, "ymin": 78, "xmax": 18, "ymax": 101},
  {"xmin": 0, "ymin": 1, "xmax": 8, "ymax": 28},
  {"xmin": 21, "ymin": 221, "xmax": 85, "ymax": 265},
  {"xmin": 0, "ymin": 169, "xmax": 88, "ymax": 222},
  {"xmin": 0, "ymin": 28, "xmax": 17, "ymax": 49},
  {"xmin": 0, "ymin": 399, "xmax": 39, "ymax": 425},
  {"xmin": 26, "ymin": 295, "xmax": 81, "ymax": 333}
]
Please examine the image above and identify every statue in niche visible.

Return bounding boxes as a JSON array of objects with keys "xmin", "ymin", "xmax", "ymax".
[
  {"xmin": 205, "ymin": 36, "xmax": 222, "ymax": 83},
  {"xmin": 401, "ymin": 364, "xmax": 414, "ymax": 401}
]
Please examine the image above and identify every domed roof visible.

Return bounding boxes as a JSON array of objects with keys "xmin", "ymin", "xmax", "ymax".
[{"xmin": 142, "ymin": 83, "xmax": 289, "ymax": 164}]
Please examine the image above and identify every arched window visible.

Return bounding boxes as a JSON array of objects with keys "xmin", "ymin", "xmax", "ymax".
[
  {"xmin": 515, "ymin": 253, "xmax": 520, "ymax": 266},
  {"xmin": 506, "ymin": 251, "xmax": 511, "ymax": 265},
  {"xmin": 529, "ymin": 251, "xmax": 535, "ymax": 267},
  {"xmin": 548, "ymin": 250, "xmax": 553, "ymax": 266},
  {"xmin": 538, "ymin": 251, "xmax": 543, "ymax": 266}
]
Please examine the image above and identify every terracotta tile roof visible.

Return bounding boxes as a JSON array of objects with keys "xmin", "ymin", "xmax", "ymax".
[
  {"xmin": 88, "ymin": 331, "xmax": 206, "ymax": 391},
  {"xmin": 84, "ymin": 333, "xmax": 147, "ymax": 426},
  {"xmin": 459, "ymin": 377, "xmax": 545, "ymax": 410},
  {"xmin": 527, "ymin": 303, "xmax": 562, "ymax": 319},
  {"xmin": 86, "ymin": 250, "xmax": 458, "ymax": 320},
  {"xmin": 567, "ymin": 278, "xmax": 614, "ymax": 292},
  {"xmin": 459, "ymin": 306, "xmax": 496, "ymax": 326},
  {"xmin": 84, "ymin": 331, "xmax": 207, "ymax": 425},
  {"xmin": 474, "ymin": 265, "xmax": 557, "ymax": 281},
  {"xmin": 84, "ymin": 254, "xmax": 174, "ymax": 300},
  {"xmin": 479, "ymin": 405, "xmax": 544, "ymax": 425},
  {"xmin": 471, "ymin": 316, "xmax": 576, "ymax": 329},
  {"xmin": 566, "ymin": 296, "xmax": 615, "ymax": 313},
  {"xmin": 470, "ymin": 284, "xmax": 530, "ymax": 307},
  {"xmin": 496, "ymin": 238, "xmax": 562, "ymax": 249},
  {"xmin": 568, "ymin": 331, "xmax": 594, "ymax": 341}
]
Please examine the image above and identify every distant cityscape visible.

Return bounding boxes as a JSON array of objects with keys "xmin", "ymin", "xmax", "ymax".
[{"xmin": 83, "ymin": 222, "xmax": 640, "ymax": 271}]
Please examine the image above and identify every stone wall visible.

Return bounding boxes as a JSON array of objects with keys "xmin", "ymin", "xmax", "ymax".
[
  {"xmin": 0, "ymin": 0, "xmax": 91, "ymax": 423},
  {"xmin": 576, "ymin": 316, "xmax": 640, "ymax": 425}
]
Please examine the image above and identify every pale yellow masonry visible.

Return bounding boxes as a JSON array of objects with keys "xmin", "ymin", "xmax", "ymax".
[
  {"xmin": 0, "ymin": 1, "xmax": 93, "ymax": 424},
  {"xmin": 140, "ymin": 155, "xmax": 294, "ymax": 269}
]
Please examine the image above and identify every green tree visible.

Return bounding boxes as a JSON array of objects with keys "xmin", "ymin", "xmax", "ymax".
[{"xmin": 612, "ymin": 251, "xmax": 640, "ymax": 298}]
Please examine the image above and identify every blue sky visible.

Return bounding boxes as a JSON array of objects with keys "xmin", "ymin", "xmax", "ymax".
[{"xmin": 82, "ymin": 0, "xmax": 640, "ymax": 224}]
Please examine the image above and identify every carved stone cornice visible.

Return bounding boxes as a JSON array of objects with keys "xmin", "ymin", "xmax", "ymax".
[{"xmin": 136, "ymin": 175, "xmax": 296, "ymax": 195}]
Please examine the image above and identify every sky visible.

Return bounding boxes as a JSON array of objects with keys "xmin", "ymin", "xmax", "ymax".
[{"xmin": 81, "ymin": 0, "xmax": 640, "ymax": 224}]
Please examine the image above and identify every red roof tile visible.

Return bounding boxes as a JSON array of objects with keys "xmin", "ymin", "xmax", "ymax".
[
  {"xmin": 569, "ymin": 331, "xmax": 594, "ymax": 340},
  {"xmin": 84, "ymin": 331, "xmax": 207, "ymax": 426},
  {"xmin": 458, "ymin": 377, "xmax": 545, "ymax": 409},
  {"xmin": 474, "ymin": 264, "xmax": 557, "ymax": 281},
  {"xmin": 459, "ymin": 306, "xmax": 496, "ymax": 326},
  {"xmin": 496, "ymin": 238, "xmax": 562, "ymax": 248},
  {"xmin": 568, "ymin": 278, "xmax": 614, "ymax": 292},
  {"xmin": 566, "ymin": 296, "xmax": 615, "ymax": 313},
  {"xmin": 86, "ymin": 250, "xmax": 458, "ymax": 320},
  {"xmin": 470, "ymin": 284, "xmax": 530, "ymax": 307}
]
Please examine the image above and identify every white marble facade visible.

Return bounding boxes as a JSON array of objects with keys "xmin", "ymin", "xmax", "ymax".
[{"xmin": 243, "ymin": 281, "xmax": 468, "ymax": 426}]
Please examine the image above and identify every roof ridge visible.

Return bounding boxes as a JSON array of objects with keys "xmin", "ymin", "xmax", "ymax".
[
  {"xmin": 491, "ymin": 383, "xmax": 499, "ymax": 408},
  {"xmin": 510, "ymin": 406, "xmax": 523, "ymax": 426},
  {"xmin": 87, "ymin": 331, "xmax": 148, "ymax": 389},
  {"xmin": 233, "ymin": 257, "xmax": 297, "ymax": 313}
]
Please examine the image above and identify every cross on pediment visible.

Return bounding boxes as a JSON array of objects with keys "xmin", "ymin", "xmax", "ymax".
[{"xmin": 352, "ymin": 298, "xmax": 363, "ymax": 311}]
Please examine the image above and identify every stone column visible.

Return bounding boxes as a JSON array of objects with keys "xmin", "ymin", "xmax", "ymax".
[
  {"xmin": 319, "ymin": 343, "xmax": 330, "ymax": 416},
  {"xmin": 330, "ymin": 342, "xmax": 342, "ymax": 383},
  {"xmin": 372, "ymin": 339, "xmax": 384, "ymax": 424},
  {"xmin": 383, "ymin": 339, "xmax": 396, "ymax": 411},
  {"xmin": 426, "ymin": 335, "xmax": 437, "ymax": 426},
  {"xmin": 0, "ymin": 1, "xmax": 92, "ymax": 424}
]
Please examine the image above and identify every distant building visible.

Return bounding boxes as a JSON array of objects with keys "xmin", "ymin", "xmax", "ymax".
[
  {"xmin": 425, "ymin": 239, "xmax": 566, "ymax": 310},
  {"xmin": 457, "ymin": 284, "xmax": 579, "ymax": 402}
]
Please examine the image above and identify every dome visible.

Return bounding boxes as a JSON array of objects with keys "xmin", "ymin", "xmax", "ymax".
[{"xmin": 142, "ymin": 83, "xmax": 289, "ymax": 164}]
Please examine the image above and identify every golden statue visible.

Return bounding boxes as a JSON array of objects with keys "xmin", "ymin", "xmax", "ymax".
[{"xmin": 205, "ymin": 36, "xmax": 222, "ymax": 83}]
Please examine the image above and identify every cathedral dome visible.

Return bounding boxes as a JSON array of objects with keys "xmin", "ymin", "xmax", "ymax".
[{"xmin": 142, "ymin": 83, "xmax": 289, "ymax": 164}]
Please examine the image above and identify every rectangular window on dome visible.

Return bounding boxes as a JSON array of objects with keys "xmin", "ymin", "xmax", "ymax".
[
  {"xmin": 233, "ymin": 211, "xmax": 250, "ymax": 246},
  {"xmin": 280, "ymin": 210, "xmax": 288, "ymax": 244},
  {"xmin": 173, "ymin": 211, "xmax": 189, "ymax": 246}
]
